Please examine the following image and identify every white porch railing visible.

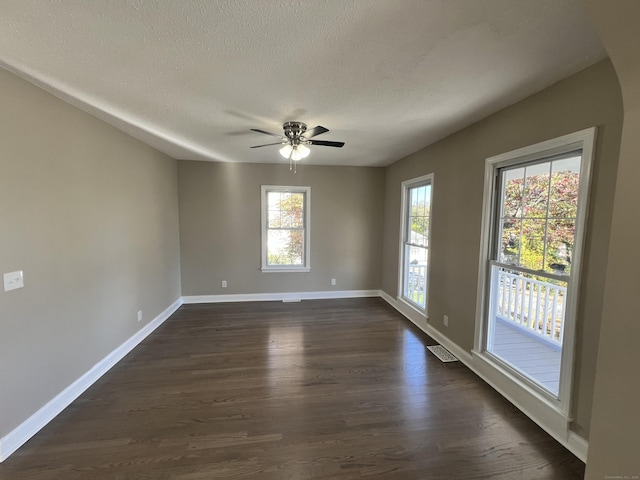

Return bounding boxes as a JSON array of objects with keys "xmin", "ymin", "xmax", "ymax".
[
  {"xmin": 405, "ymin": 264, "xmax": 427, "ymax": 308},
  {"xmin": 496, "ymin": 269, "xmax": 567, "ymax": 346}
]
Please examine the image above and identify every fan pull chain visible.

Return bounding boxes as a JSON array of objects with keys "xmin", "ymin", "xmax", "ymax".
[{"xmin": 289, "ymin": 148, "xmax": 296, "ymax": 173}]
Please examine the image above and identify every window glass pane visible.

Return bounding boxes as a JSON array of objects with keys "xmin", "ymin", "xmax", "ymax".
[
  {"xmin": 411, "ymin": 187, "xmax": 418, "ymax": 208},
  {"xmin": 523, "ymin": 163, "xmax": 550, "ymax": 219},
  {"xmin": 521, "ymin": 219, "xmax": 546, "ymax": 270},
  {"xmin": 407, "ymin": 184, "xmax": 430, "ymax": 247},
  {"xmin": 270, "ymin": 193, "xmax": 304, "ymax": 228},
  {"xmin": 405, "ymin": 245, "xmax": 428, "ymax": 308},
  {"xmin": 418, "ymin": 185, "xmax": 426, "ymax": 211},
  {"xmin": 487, "ymin": 265, "xmax": 566, "ymax": 395},
  {"xmin": 549, "ymin": 158, "xmax": 580, "ymax": 220},
  {"xmin": 289, "ymin": 193, "xmax": 305, "ymax": 228},
  {"xmin": 267, "ymin": 230, "xmax": 303, "ymax": 266},
  {"xmin": 498, "ymin": 156, "xmax": 582, "ymax": 274},
  {"xmin": 546, "ymin": 218, "xmax": 575, "ymax": 275},
  {"xmin": 409, "ymin": 217, "xmax": 429, "ymax": 246},
  {"xmin": 503, "ymin": 167, "xmax": 525, "ymax": 219},
  {"xmin": 268, "ymin": 210, "xmax": 281, "ymax": 228},
  {"xmin": 500, "ymin": 218, "xmax": 521, "ymax": 264},
  {"xmin": 280, "ymin": 192, "xmax": 292, "ymax": 205},
  {"xmin": 267, "ymin": 192, "xmax": 281, "ymax": 209},
  {"xmin": 280, "ymin": 212, "xmax": 292, "ymax": 228}
]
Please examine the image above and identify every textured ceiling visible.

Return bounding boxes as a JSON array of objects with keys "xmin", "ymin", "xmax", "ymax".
[{"xmin": 0, "ymin": 1, "xmax": 606, "ymax": 167}]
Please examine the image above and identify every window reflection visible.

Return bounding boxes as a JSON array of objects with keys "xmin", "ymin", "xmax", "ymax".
[
  {"xmin": 402, "ymin": 330, "xmax": 428, "ymax": 415},
  {"xmin": 267, "ymin": 326, "xmax": 304, "ymax": 391}
]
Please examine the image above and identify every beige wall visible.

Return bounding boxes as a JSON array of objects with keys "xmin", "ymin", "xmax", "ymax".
[
  {"xmin": 0, "ymin": 68, "xmax": 181, "ymax": 436},
  {"xmin": 381, "ymin": 60, "xmax": 623, "ymax": 438},
  {"xmin": 178, "ymin": 162, "xmax": 384, "ymax": 295},
  {"xmin": 581, "ymin": 1, "xmax": 640, "ymax": 477}
]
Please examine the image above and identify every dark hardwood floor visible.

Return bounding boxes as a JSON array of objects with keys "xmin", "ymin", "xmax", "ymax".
[{"xmin": 0, "ymin": 298, "xmax": 585, "ymax": 479}]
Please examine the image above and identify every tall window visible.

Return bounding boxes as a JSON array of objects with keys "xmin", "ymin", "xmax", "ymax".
[
  {"xmin": 261, "ymin": 186, "xmax": 310, "ymax": 272},
  {"xmin": 476, "ymin": 128, "xmax": 595, "ymax": 416},
  {"xmin": 399, "ymin": 174, "xmax": 433, "ymax": 312}
]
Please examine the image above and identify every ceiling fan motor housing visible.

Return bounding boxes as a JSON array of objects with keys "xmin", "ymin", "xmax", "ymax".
[{"xmin": 283, "ymin": 122, "xmax": 307, "ymax": 145}]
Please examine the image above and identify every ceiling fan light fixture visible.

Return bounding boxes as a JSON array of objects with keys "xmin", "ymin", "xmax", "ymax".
[
  {"xmin": 295, "ymin": 144, "xmax": 310, "ymax": 160},
  {"xmin": 279, "ymin": 143, "xmax": 311, "ymax": 161},
  {"xmin": 279, "ymin": 144, "xmax": 293, "ymax": 158}
]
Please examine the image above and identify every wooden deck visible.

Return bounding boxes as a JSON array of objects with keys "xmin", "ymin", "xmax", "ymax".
[{"xmin": 491, "ymin": 319, "xmax": 561, "ymax": 394}]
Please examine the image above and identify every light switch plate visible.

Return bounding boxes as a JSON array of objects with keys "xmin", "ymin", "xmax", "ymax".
[{"xmin": 4, "ymin": 271, "xmax": 24, "ymax": 292}]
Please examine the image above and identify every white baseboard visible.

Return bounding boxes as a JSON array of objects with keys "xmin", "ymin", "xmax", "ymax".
[
  {"xmin": 378, "ymin": 290, "xmax": 588, "ymax": 463},
  {"xmin": 568, "ymin": 430, "xmax": 589, "ymax": 461},
  {"xmin": 182, "ymin": 289, "xmax": 380, "ymax": 304},
  {"xmin": 0, "ymin": 297, "xmax": 183, "ymax": 462}
]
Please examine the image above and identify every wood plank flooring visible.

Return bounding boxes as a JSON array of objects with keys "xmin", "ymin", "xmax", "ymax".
[{"xmin": 0, "ymin": 298, "xmax": 585, "ymax": 479}]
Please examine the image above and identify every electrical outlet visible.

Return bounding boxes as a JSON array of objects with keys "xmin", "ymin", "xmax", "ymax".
[
  {"xmin": 138, "ymin": 310, "xmax": 143, "ymax": 322},
  {"xmin": 443, "ymin": 315, "xmax": 449, "ymax": 327},
  {"xmin": 331, "ymin": 278, "xmax": 336, "ymax": 286},
  {"xmin": 221, "ymin": 280, "xmax": 228, "ymax": 288}
]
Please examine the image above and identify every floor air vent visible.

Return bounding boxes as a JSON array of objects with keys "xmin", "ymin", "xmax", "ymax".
[{"xmin": 427, "ymin": 345, "xmax": 458, "ymax": 362}]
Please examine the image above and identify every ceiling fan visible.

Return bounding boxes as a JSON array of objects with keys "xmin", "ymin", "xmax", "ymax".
[{"xmin": 250, "ymin": 122, "xmax": 344, "ymax": 171}]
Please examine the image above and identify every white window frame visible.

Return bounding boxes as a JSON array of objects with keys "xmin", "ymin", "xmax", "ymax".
[
  {"xmin": 397, "ymin": 173, "xmax": 434, "ymax": 315},
  {"xmin": 473, "ymin": 128, "xmax": 596, "ymax": 419},
  {"xmin": 261, "ymin": 185, "xmax": 311, "ymax": 273}
]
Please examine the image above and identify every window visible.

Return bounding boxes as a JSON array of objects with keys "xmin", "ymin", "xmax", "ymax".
[
  {"xmin": 475, "ymin": 127, "xmax": 596, "ymax": 416},
  {"xmin": 398, "ymin": 174, "xmax": 433, "ymax": 312},
  {"xmin": 261, "ymin": 185, "xmax": 310, "ymax": 272}
]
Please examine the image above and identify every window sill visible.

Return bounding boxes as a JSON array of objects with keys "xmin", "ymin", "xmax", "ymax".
[
  {"xmin": 398, "ymin": 297, "xmax": 427, "ymax": 316},
  {"xmin": 472, "ymin": 350, "xmax": 568, "ymax": 417},
  {"xmin": 261, "ymin": 267, "xmax": 310, "ymax": 273}
]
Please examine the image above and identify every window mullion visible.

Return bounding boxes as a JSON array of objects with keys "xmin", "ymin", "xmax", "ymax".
[{"xmin": 541, "ymin": 162, "xmax": 553, "ymax": 269}]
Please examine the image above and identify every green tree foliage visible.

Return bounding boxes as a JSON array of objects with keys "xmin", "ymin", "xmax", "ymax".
[
  {"xmin": 410, "ymin": 203, "xmax": 430, "ymax": 241},
  {"xmin": 501, "ymin": 170, "xmax": 579, "ymax": 274}
]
